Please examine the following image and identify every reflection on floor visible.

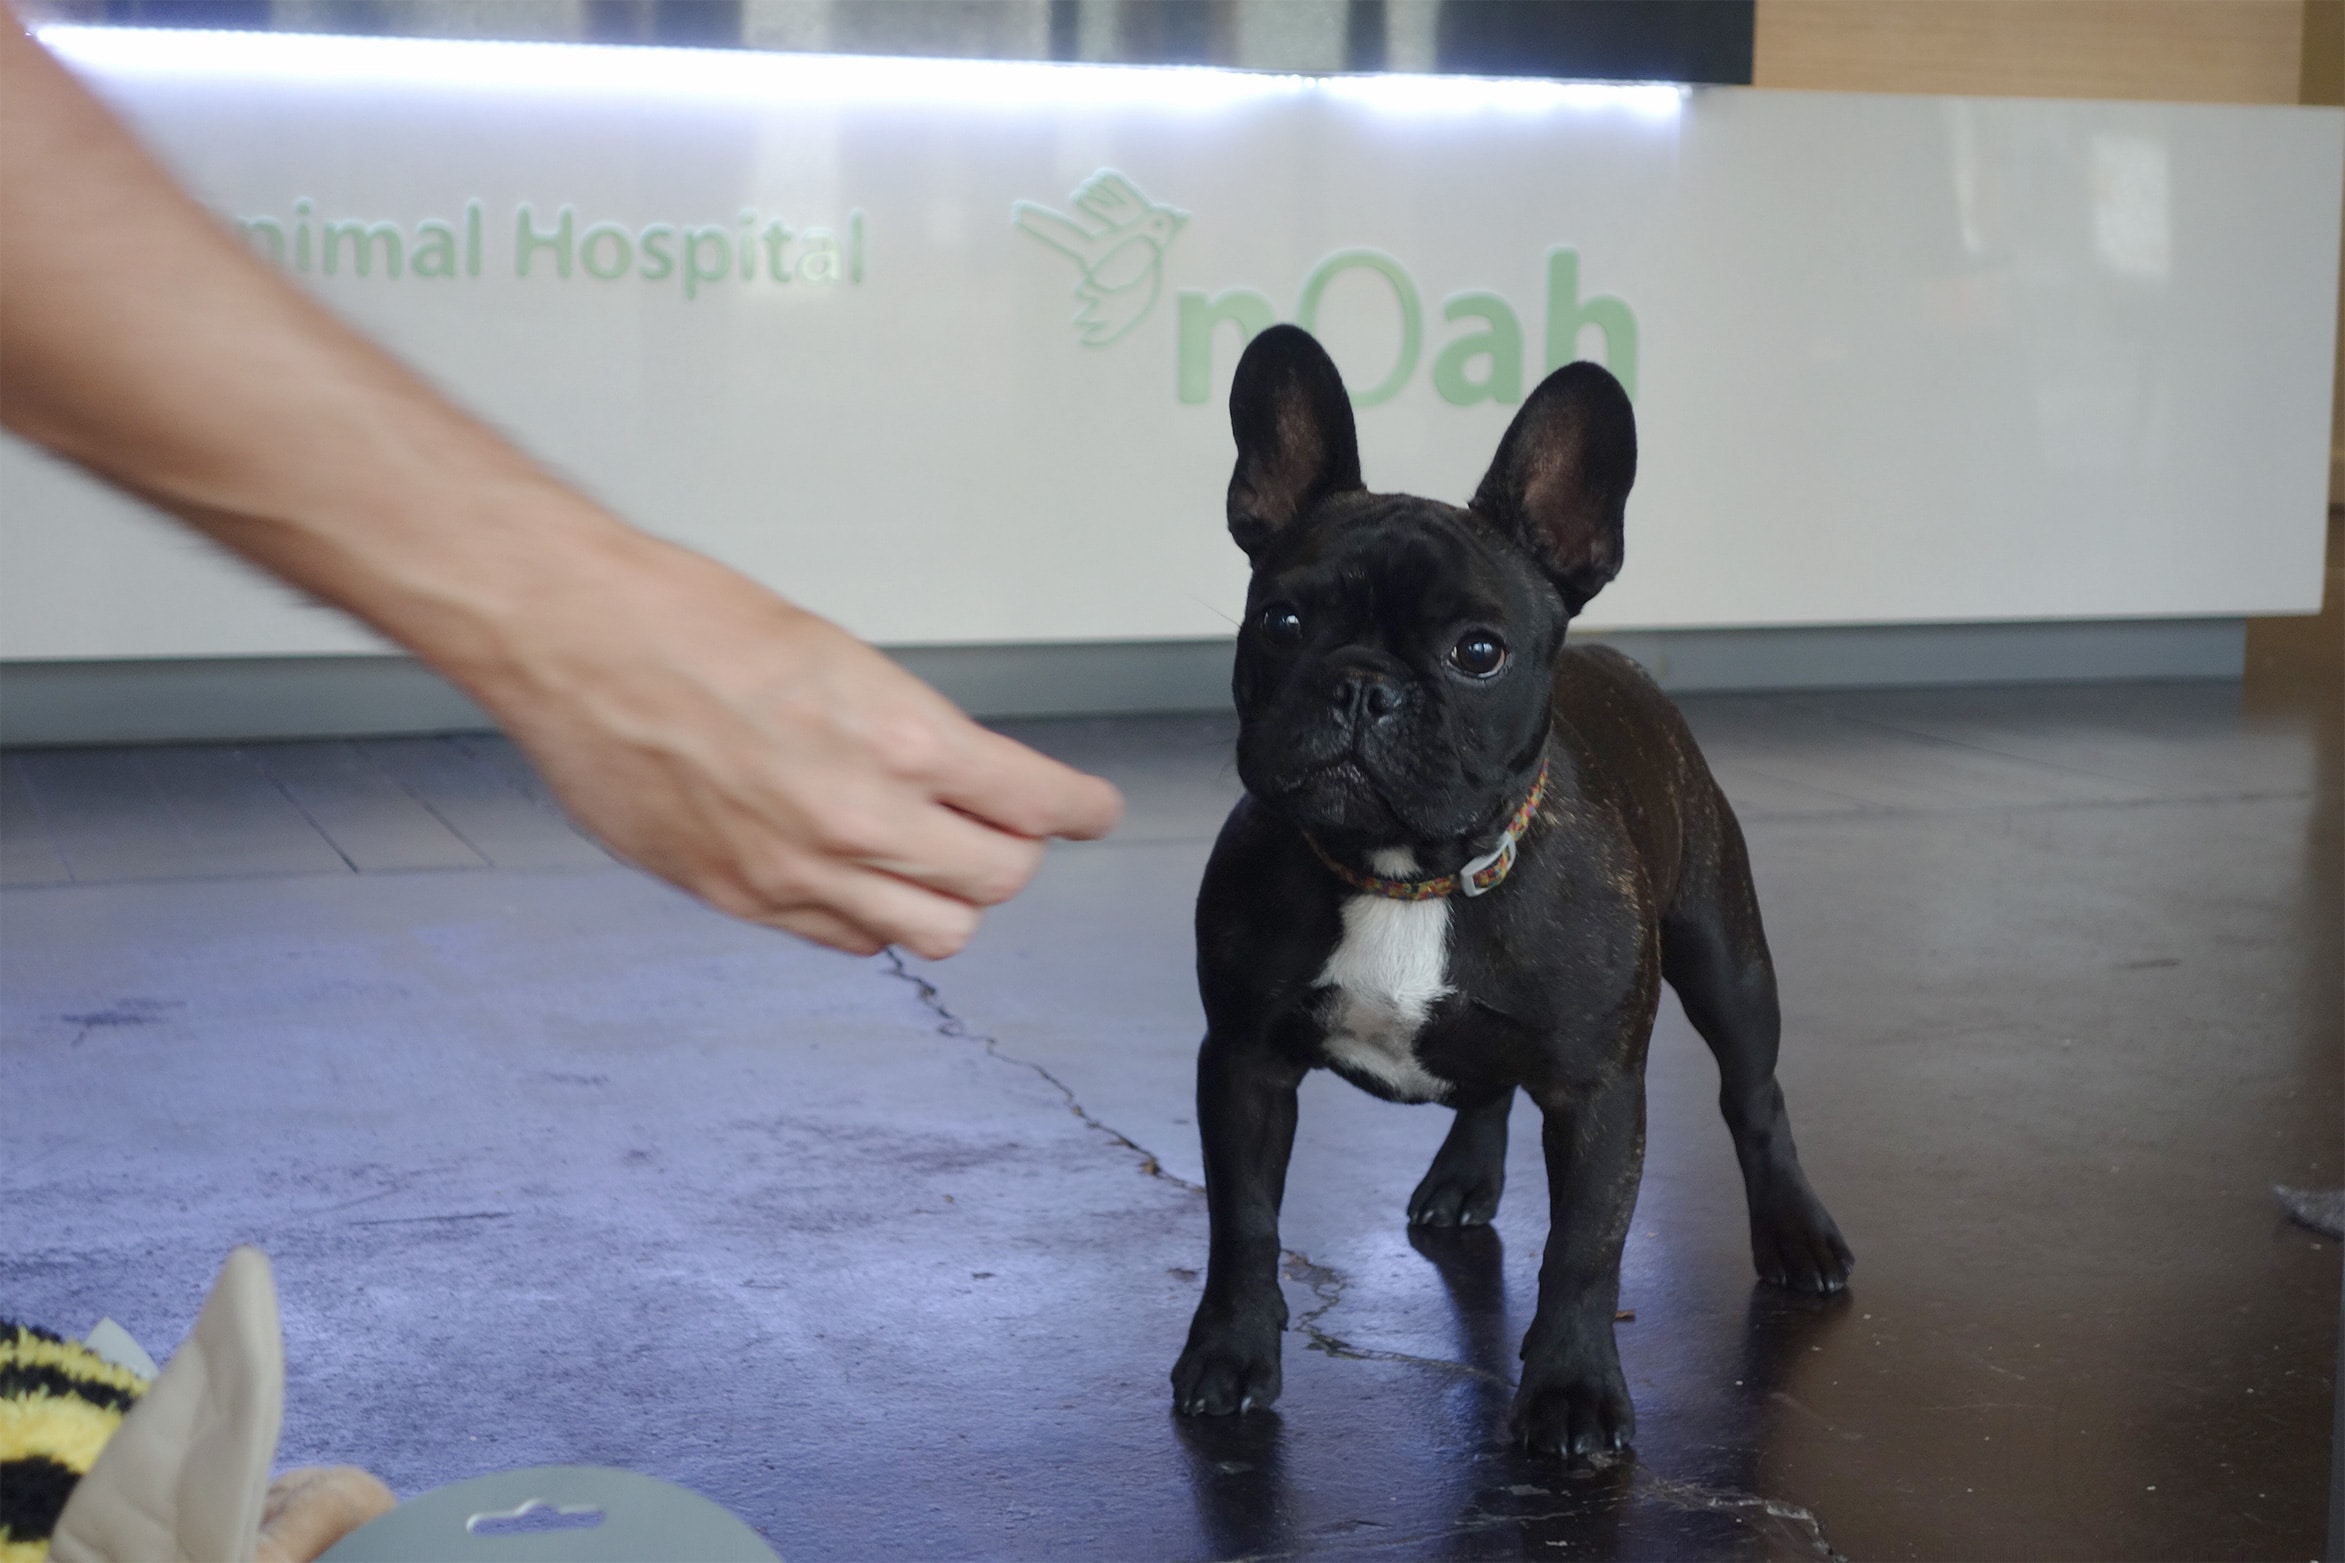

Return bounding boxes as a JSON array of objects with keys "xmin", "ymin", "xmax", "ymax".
[{"xmin": 2, "ymin": 678, "xmax": 2336, "ymax": 1559}]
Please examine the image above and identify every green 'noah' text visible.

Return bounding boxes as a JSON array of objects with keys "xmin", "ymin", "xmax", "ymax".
[{"xmin": 1176, "ymin": 247, "xmax": 1637, "ymax": 405}]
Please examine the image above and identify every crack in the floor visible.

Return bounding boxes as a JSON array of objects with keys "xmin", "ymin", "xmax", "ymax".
[
  {"xmin": 1250, "ymin": 1460, "xmax": 1846, "ymax": 1563},
  {"xmin": 1281, "ymin": 1249, "xmax": 1517, "ymax": 1388},
  {"xmin": 882, "ymin": 951, "xmax": 1499, "ymax": 1388},
  {"xmin": 1308, "ymin": 1460, "xmax": 1844, "ymax": 1562},
  {"xmin": 1631, "ymin": 1470, "xmax": 1846, "ymax": 1561},
  {"xmin": 884, "ymin": 950, "xmax": 1843, "ymax": 1559},
  {"xmin": 881, "ymin": 949, "xmax": 1201, "ymax": 1192}
]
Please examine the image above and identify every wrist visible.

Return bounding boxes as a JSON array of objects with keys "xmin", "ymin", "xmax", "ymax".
[
  {"xmin": 424, "ymin": 496, "xmax": 827, "ymax": 747},
  {"xmin": 403, "ymin": 486, "xmax": 675, "ymax": 723}
]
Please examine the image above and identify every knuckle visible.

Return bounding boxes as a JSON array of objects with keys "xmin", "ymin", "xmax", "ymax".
[
  {"xmin": 701, "ymin": 880, "xmax": 764, "ymax": 922},
  {"xmin": 769, "ymin": 910, "xmax": 882, "ymax": 957},
  {"xmin": 865, "ymin": 713, "xmax": 945, "ymax": 777},
  {"xmin": 808, "ymin": 804, "xmax": 890, "ymax": 860},
  {"xmin": 972, "ymin": 844, "xmax": 1045, "ymax": 906},
  {"xmin": 741, "ymin": 852, "xmax": 817, "ymax": 909},
  {"xmin": 907, "ymin": 907, "xmax": 980, "ymax": 960}
]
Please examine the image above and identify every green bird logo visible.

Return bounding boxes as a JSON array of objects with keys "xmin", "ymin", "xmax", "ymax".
[{"xmin": 1013, "ymin": 170, "xmax": 1188, "ymax": 347}]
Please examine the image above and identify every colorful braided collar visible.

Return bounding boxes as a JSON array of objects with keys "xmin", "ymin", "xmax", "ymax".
[{"xmin": 1305, "ymin": 758, "xmax": 1550, "ymax": 901}]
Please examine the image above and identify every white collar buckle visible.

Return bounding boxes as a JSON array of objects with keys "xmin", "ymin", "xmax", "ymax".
[{"xmin": 1457, "ymin": 833, "xmax": 1517, "ymax": 897}]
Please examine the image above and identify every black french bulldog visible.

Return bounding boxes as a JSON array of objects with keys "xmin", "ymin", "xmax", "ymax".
[{"xmin": 1171, "ymin": 325, "xmax": 1853, "ymax": 1457}]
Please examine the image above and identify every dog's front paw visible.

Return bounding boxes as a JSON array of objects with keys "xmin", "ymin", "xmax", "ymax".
[
  {"xmin": 1406, "ymin": 1158, "xmax": 1503, "ymax": 1227},
  {"xmin": 1172, "ymin": 1306, "xmax": 1283, "ymax": 1416},
  {"xmin": 1749, "ymin": 1173, "xmax": 1853, "ymax": 1294},
  {"xmin": 1510, "ymin": 1356, "xmax": 1635, "ymax": 1458}
]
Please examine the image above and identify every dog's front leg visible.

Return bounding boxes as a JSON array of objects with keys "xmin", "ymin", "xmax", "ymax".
[
  {"xmin": 1513, "ymin": 1073, "xmax": 1645, "ymax": 1456},
  {"xmin": 1172, "ymin": 1033, "xmax": 1303, "ymax": 1415}
]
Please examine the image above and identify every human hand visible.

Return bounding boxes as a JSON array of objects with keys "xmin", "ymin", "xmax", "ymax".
[
  {"xmin": 0, "ymin": 16, "xmax": 1115, "ymax": 956},
  {"xmin": 480, "ymin": 528, "xmax": 1123, "ymax": 959}
]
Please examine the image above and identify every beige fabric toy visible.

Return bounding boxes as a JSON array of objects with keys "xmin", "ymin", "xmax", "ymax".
[{"xmin": 46, "ymin": 1250, "xmax": 390, "ymax": 1563}]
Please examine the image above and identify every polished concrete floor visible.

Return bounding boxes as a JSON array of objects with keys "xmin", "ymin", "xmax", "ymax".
[{"xmin": 2, "ymin": 678, "xmax": 2336, "ymax": 1560}]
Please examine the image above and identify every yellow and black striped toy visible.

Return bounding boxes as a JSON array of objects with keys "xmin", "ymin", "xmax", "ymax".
[{"xmin": 0, "ymin": 1322, "xmax": 150, "ymax": 1563}]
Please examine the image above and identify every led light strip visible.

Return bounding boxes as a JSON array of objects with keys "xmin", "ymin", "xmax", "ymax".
[{"xmin": 36, "ymin": 23, "xmax": 1686, "ymax": 118}]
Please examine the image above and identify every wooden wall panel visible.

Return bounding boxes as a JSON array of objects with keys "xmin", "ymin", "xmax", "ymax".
[{"xmin": 1751, "ymin": 1, "xmax": 2306, "ymax": 104}]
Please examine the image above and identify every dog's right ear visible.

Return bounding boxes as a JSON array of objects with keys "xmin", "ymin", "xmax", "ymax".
[{"xmin": 1226, "ymin": 325, "xmax": 1363, "ymax": 559}]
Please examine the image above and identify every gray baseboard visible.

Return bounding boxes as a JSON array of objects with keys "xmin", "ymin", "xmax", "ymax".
[
  {"xmin": 888, "ymin": 639, "xmax": 1237, "ymax": 721},
  {"xmin": 1578, "ymin": 617, "xmax": 2248, "ymax": 693},
  {"xmin": 0, "ymin": 654, "xmax": 494, "ymax": 749},
  {"xmin": 0, "ymin": 617, "xmax": 2247, "ymax": 747}
]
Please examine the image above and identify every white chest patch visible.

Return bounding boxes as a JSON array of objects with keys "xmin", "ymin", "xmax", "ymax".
[{"xmin": 1314, "ymin": 849, "xmax": 1455, "ymax": 1104}]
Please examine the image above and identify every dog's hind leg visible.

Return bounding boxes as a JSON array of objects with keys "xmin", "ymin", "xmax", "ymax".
[
  {"xmin": 1408, "ymin": 1089, "xmax": 1513, "ymax": 1226},
  {"xmin": 1660, "ymin": 782, "xmax": 1853, "ymax": 1293}
]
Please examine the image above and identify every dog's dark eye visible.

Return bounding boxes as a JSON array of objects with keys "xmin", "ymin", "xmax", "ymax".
[
  {"xmin": 1450, "ymin": 633, "xmax": 1507, "ymax": 678},
  {"xmin": 1260, "ymin": 604, "xmax": 1305, "ymax": 647}
]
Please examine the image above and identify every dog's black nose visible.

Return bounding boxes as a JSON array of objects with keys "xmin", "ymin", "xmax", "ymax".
[{"xmin": 1335, "ymin": 669, "xmax": 1404, "ymax": 725}]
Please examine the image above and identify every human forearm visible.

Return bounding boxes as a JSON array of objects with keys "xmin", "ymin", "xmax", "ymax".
[
  {"xmin": 0, "ymin": 14, "xmax": 623, "ymax": 710},
  {"xmin": 0, "ymin": 13, "xmax": 1119, "ymax": 955}
]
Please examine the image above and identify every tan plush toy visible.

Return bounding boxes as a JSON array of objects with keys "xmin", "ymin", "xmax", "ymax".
[{"xmin": 1, "ymin": 1250, "xmax": 392, "ymax": 1563}]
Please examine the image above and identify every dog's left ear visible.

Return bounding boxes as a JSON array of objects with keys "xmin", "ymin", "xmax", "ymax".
[
  {"xmin": 1227, "ymin": 324, "xmax": 1364, "ymax": 559},
  {"xmin": 1469, "ymin": 360, "xmax": 1637, "ymax": 615}
]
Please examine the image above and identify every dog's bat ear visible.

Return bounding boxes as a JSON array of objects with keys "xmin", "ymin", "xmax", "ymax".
[
  {"xmin": 1227, "ymin": 325, "xmax": 1363, "ymax": 559},
  {"xmin": 1470, "ymin": 360, "xmax": 1636, "ymax": 616}
]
